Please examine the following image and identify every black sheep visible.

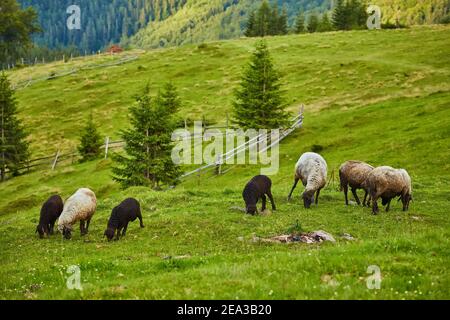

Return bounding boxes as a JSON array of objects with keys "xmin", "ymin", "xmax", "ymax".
[
  {"xmin": 36, "ymin": 195, "xmax": 64, "ymax": 238},
  {"xmin": 242, "ymin": 175, "xmax": 276, "ymax": 215},
  {"xmin": 104, "ymin": 198, "xmax": 144, "ymax": 241}
]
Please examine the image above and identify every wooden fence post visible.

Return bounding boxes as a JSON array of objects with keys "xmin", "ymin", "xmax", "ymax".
[
  {"xmin": 104, "ymin": 137, "xmax": 110, "ymax": 159},
  {"xmin": 52, "ymin": 150, "xmax": 60, "ymax": 170}
]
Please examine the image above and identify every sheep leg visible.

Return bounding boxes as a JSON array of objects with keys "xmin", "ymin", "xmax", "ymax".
[
  {"xmin": 267, "ymin": 191, "xmax": 276, "ymax": 211},
  {"xmin": 48, "ymin": 223, "xmax": 54, "ymax": 235},
  {"xmin": 372, "ymin": 196, "xmax": 379, "ymax": 215},
  {"xmin": 261, "ymin": 195, "xmax": 267, "ymax": 211},
  {"xmin": 138, "ymin": 212, "xmax": 145, "ymax": 228},
  {"xmin": 385, "ymin": 199, "xmax": 391, "ymax": 212},
  {"xmin": 288, "ymin": 178, "xmax": 300, "ymax": 201},
  {"xmin": 115, "ymin": 228, "xmax": 121, "ymax": 241},
  {"xmin": 315, "ymin": 188, "xmax": 321, "ymax": 205},
  {"xmin": 85, "ymin": 219, "xmax": 91, "ymax": 234},
  {"xmin": 80, "ymin": 221, "xmax": 86, "ymax": 236},
  {"xmin": 351, "ymin": 188, "xmax": 361, "ymax": 205},
  {"xmin": 343, "ymin": 184, "xmax": 349, "ymax": 205},
  {"xmin": 362, "ymin": 191, "xmax": 368, "ymax": 207},
  {"xmin": 122, "ymin": 223, "xmax": 129, "ymax": 237}
]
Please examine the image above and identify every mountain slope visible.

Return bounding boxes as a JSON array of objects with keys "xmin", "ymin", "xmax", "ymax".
[{"xmin": 1, "ymin": 26, "xmax": 450, "ymax": 299}]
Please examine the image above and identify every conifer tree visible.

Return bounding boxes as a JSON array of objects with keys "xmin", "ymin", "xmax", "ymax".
[
  {"xmin": 78, "ymin": 113, "xmax": 103, "ymax": 162},
  {"xmin": 278, "ymin": 6, "xmax": 289, "ymax": 35},
  {"xmin": 233, "ymin": 41, "xmax": 289, "ymax": 130},
  {"xmin": 112, "ymin": 83, "xmax": 181, "ymax": 189},
  {"xmin": 269, "ymin": 3, "xmax": 280, "ymax": 35},
  {"xmin": 295, "ymin": 11, "xmax": 306, "ymax": 33},
  {"xmin": 245, "ymin": 11, "xmax": 256, "ymax": 37},
  {"xmin": 0, "ymin": 72, "xmax": 29, "ymax": 181},
  {"xmin": 307, "ymin": 13, "xmax": 320, "ymax": 33},
  {"xmin": 318, "ymin": 13, "xmax": 333, "ymax": 32},
  {"xmin": 255, "ymin": 0, "xmax": 271, "ymax": 37},
  {"xmin": 332, "ymin": 0, "xmax": 349, "ymax": 30}
]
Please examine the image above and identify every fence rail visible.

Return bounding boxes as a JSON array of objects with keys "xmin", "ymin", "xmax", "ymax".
[{"xmin": 3, "ymin": 106, "xmax": 304, "ymax": 181}]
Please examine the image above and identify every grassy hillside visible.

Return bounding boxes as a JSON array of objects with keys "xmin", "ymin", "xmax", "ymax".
[{"xmin": 1, "ymin": 26, "xmax": 450, "ymax": 299}]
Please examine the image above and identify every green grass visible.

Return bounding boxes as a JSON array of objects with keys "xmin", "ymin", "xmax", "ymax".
[{"xmin": 1, "ymin": 26, "xmax": 450, "ymax": 299}]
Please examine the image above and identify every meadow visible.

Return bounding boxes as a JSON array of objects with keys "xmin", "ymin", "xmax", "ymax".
[{"xmin": 0, "ymin": 25, "xmax": 449, "ymax": 299}]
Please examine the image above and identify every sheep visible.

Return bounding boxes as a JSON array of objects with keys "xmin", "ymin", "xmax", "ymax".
[
  {"xmin": 36, "ymin": 195, "xmax": 64, "ymax": 238},
  {"xmin": 57, "ymin": 188, "xmax": 97, "ymax": 239},
  {"xmin": 288, "ymin": 152, "xmax": 327, "ymax": 208},
  {"xmin": 363, "ymin": 166, "xmax": 413, "ymax": 215},
  {"xmin": 339, "ymin": 160, "xmax": 374, "ymax": 206},
  {"xmin": 242, "ymin": 175, "xmax": 276, "ymax": 215},
  {"xmin": 104, "ymin": 198, "xmax": 145, "ymax": 241}
]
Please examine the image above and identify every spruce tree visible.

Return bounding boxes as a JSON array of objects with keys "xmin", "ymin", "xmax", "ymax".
[
  {"xmin": 255, "ymin": 0, "xmax": 271, "ymax": 37},
  {"xmin": 307, "ymin": 13, "xmax": 320, "ymax": 33},
  {"xmin": 332, "ymin": 0, "xmax": 349, "ymax": 30},
  {"xmin": 233, "ymin": 41, "xmax": 289, "ymax": 130},
  {"xmin": 78, "ymin": 113, "xmax": 103, "ymax": 162},
  {"xmin": 318, "ymin": 13, "xmax": 333, "ymax": 32},
  {"xmin": 295, "ymin": 11, "xmax": 306, "ymax": 33},
  {"xmin": 0, "ymin": 72, "xmax": 29, "ymax": 181},
  {"xmin": 245, "ymin": 11, "xmax": 256, "ymax": 37},
  {"xmin": 269, "ymin": 3, "xmax": 280, "ymax": 35},
  {"xmin": 112, "ymin": 83, "xmax": 181, "ymax": 189},
  {"xmin": 278, "ymin": 6, "xmax": 289, "ymax": 35}
]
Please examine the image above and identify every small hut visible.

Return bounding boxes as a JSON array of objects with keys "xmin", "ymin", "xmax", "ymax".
[{"xmin": 107, "ymin": 45, "xmax": 123, "ymax": 54}]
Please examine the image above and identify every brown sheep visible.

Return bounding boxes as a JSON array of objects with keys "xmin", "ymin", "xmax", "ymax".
[
  {"xmin": 363, "ymin": 166, "xmax": 413, "ymax": 215},
  {"xmin": 339, "ymin": 160, "xmax": 374, "ymax": 206}
]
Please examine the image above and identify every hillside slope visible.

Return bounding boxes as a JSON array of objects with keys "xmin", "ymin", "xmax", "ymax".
[{"xmin": 1, "ymin": 26, "xmax": 449, "ymax": 299}]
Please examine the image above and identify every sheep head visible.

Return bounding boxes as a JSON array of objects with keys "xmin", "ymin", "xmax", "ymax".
[
  {"xmin": 62, "ymin": 226, "xmax": 72, "ymax": 239},
  {"xmin": 246, "ymin": 204, "xmax": 257, "ymax": 215},
  {"xmin": 302, "ymin": 190, "xmax": 315, "ymax": 209},
  {"xmin": 36, "ymin": 224, "xmax": 47, "ymax": 239},
  {"xmin": 104, "ymin": 228, "xmax": 115, "ymax": 241}
]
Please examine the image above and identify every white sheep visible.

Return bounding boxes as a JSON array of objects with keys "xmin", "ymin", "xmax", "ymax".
[
  {"xmin": 57, "ymin": 188, "xmax": 97, "ymax": 239},
  {"xmin": 363, "ymin": 166, "xmax": 413, "ymax": 214},
  {"xmin": 288, "ymin": 152, "xmax": 328, "ymax": 208}
]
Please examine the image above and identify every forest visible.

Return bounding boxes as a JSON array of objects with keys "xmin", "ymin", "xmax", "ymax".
[{"xmin": 16, "ymin": 0, "xmax": 450, "ymax": 52}]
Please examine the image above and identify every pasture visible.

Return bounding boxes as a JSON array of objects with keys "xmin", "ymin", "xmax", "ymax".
[{"xmin": 0, "ymin": 25, "xmax": 449, "ymax": 299}]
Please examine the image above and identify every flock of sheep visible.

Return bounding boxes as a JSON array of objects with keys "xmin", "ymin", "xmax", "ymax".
[
  {"xmin": 36, "ymin": 151, "xmax": 412, "ymax": 241},
  {"xmin": 36, "ymin": 188, "xmax": 144, "ymax": 240},
  {"xmin": 243, "ymin": 152, "xmax": 413, "ymax": 215}
]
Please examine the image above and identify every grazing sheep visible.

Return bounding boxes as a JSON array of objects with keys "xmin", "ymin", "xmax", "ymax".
[
  {"xmin": 57, "ymin": 188, "xmax": 97, "ymax": 239},
  {"xmin": 288, "ymin": 152, "xmax": 328, "ymax": 208},
  {"xmin": 36, "ymin": 195, "xmax": 64, "ymax": 238},
  {"xmin": 339, "ymin": 160, "xmax": 374, "ymax": 206},
  {"xmin": 243, "ymin": 175, "xmax": 276, "ymax": 215},
  {"xmin": 104, "ymin": 198, "xmax": 145, "ymax": 241},
  {"xmin": 364, "ymin": 166, "xmax": 413, "ymax": 215}
]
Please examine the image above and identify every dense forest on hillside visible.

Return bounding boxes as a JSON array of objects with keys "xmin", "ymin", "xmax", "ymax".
[
  {"xmin": 18, "ymin": 0, "xmax": 187, "ymax": 52},
  {"xmin": 17, "ymin": 0, "xmax": 450, "ymax": 52}
]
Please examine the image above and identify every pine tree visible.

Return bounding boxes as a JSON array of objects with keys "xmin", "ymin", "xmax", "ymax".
[
  {"xmin": 245, "ymin": 11, "xmax": 256, "ymax": 37},
  {"xmin": 307, "ymin": 13, "xmax": 320, "ymax": 33},
  {"xmin": 255, "ymin": 0, "xmax": 272, "ymax": 37},
  {"xmin": 112, "ymin": 83, "xmax": 181, "ymax": 189},
  {"xmin": 78, "ymin": 113, "xmax": 103, "ymax": 162},
  {"xmin": 233, "ymin": 41, "xmax": 289, "ymax": 130},
  {"xmin": 0, "ymin": 72, "xmax": 29, "ymax": 181},
  {"xmin": 295, "ymin": 11, "xmax": 306, "ymax": 33},
  {"xmin": 269, "ymin": 3, "xmax": 280, "ymax": 35},
  {"xmin": 332, "ymin": 0, "xmax": 349, "ymax": 30},
  {"xmin": 318, "ymin": 13, "xmax": 333, "ymax": 32},
  {"xmin": 278, "ymin": 6, "xmax": 289, "ymax": 35}
]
